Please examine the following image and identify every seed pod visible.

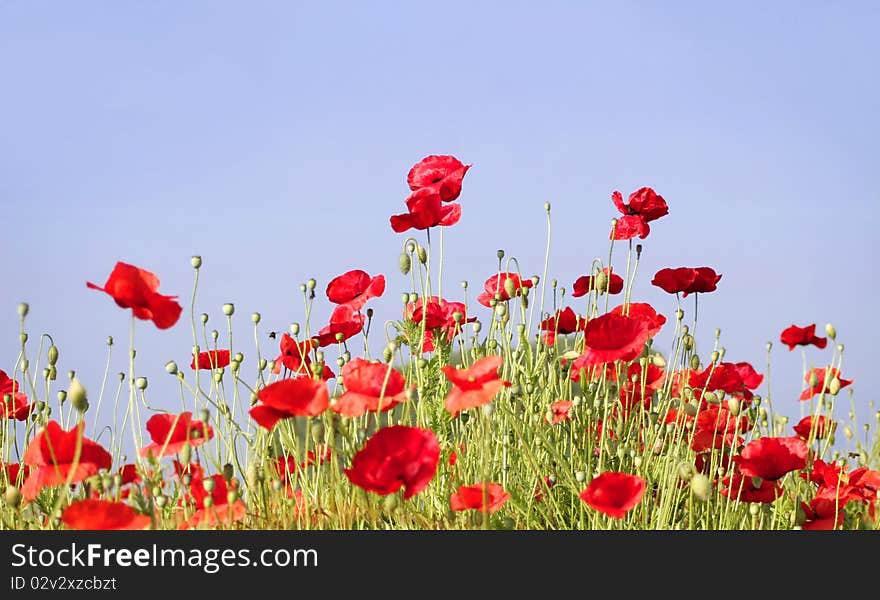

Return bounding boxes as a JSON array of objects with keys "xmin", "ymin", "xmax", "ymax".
[{"xmin": 191, "ymin": 256, "xmax": 202, "ymax": 269}]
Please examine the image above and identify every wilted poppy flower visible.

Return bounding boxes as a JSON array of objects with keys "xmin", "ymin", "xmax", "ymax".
[
  {"xmin": 476, "ymin": 272, "xmax": 534, "ymax": 307},
  {"xmin": 539, "ymin": 307, "xmax": 586, "ymax": 345},
  {"xmin": 249, "ymin": 378, "xmax": 329, "ymax": 430},
  {"xmin": 140, "ymin": 412, "xmax": 214, "ymax": 458},
  {"xmin": 610, "ymin": 187, "xmax": 669, "ymax": 240},
  {"xmin": 332, "ymin": 358, "xmax": 410, "ymax": 417},
  {"xmin": 733, "ymin": 436, "xmax": 809, "ymax": 481},
  {"xmin": 390, "ymin": 188, "xmax": 462, "ymax": 233},
  {"xmin": 572, "ymin": 267, "xmax": 624, "ymax": 297},
  {"xmin": 325, "ymin": 269, "xmax": 386, "ymax": 311},
  {"xmin": 793, "ymin": 415, "xmax": 836, "ymax": 440},
  {"xmin": 20, "ymin": 421, "xmax": 112, "ymax": 501},
  {"xmin": 801, "ymin": 498, "xmax": 845, "ymax": 530},
  {"xmin": 442, "ymin": 355, "xmax": 511, "ymax": 417},
  {"xmin": 312, "ymin": 304, "xmax": 365, "ymax": 347},
  {"xmin": 181, "ymin": 473, "xmax": 247, "ymax": 529},
  {"xmin": 62, "ymin": 499, "xmax": 151, "ymax": 530},
  {"xmin": 0, "ymin": 370, "xmax": 32, "ymax": 421},
  {"xmin": 780, "ymin": 324, "xmax": 828, "ymax": 351},
  {"xmin": 579, "ymin": 471, "xmax": 646, "ymax": 518},
  {"xmin": 190, "ymin": 349, "xmax": 231, "ymax": 370},
  {"xmin": 719, "ymin": 472, "xmax": 783, "ymax": 503},
  {"xmin": 87, "ymin": 261, "xmax": 182, "ymax": 329},
  {"xmin": 799, "ymin": 367, "xmax": 852, "ymax": 400},
  {"xmin": 544, "ymin": 400, "xmax": 573, "ymax": 424},
  {"xmin": 609, "ymin": 303, "xmax": 667, "ymax": 338},
  {"xmin": 407, "ymin": 155, "xmax": 471, "ymax": 202},
  {"xmin": 344, "ymin": 425, "xmax": 439, "ymax": 499},
  {"xmin": 651, "ymin": 267, "xmax": 722, "ymax": 297},
  {"xmin": 571, "ymin": 312, "xmax": 651, "ymax": 369},
  {"xmin": 272, "ymin": 334, "xmax": 316, "ymax": 375},
  {"xmin": 450, "ymin": 482, "xmax": 511, "ymax": 514}
]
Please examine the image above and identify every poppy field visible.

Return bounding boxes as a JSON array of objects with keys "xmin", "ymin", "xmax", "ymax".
[{"xmin": 1, "ymin": 154, "xmax": 877, "ymax": 531}]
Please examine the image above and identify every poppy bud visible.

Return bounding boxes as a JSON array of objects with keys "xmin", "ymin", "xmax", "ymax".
[
  {"xmin": 47, "ymin": 345, "xmax": 59, "ymax": 366},
  {"xmin": 595, "ymin": 272, "xmax": 608, "ymax": 293},
  {"xmin": 20, "ymin": 358, "xmax": 28, "ymax": 371},
  {"xmin": 165, "ymin": 361, "xmax": 178, "ymax": 375},
  {"xmin": 4, "ymin": 485, "xmax": 21, "ymax": 508},
  {"xmin": 179, "ymin": 442, "xmax": 192, "ymax": 465},
  {"xmin": 68, "ymin": 378, "xmax": 88, "ymax": 412},
  {"xmin": 191, "ymin": 255, "xmax": 202, "ymax": 269},
  {"xmin": 383, "ymin": 494, "xmax": 399, "ymax": 513},
  {"xmin": 398, "ymin": 252, "xmax": 411, "ymax": 275},
  {"xmin": 575, "ymin": 471, "xmax": 586, "ymax": 483},
  {"xmin": 135, "ymin": 377, "xmax": 148, "ymax": 391},
  {"xmin": 494, "ymin": 303, "xmax": 507, "ymax": 318},
  {"xmin": 383, "ymin": 348, "xmax": 393, "ymax": 363},
  {"xmin": 502, "ymin": 277, "xmax": 517, "ymax": 299},
  {"xmin": 17, "ymin": 302, "xmax": 29, "ymax": 318},
  {"xmin": 675, "ymin": 309, "xmax": 684, "ymax": 321},
  {"xmin": 251, "ymin": 312, "xmax": 261, "ymax": 324},
  {"xmin": 710, "ymin": 351, "xmax": 719, "ymax": 364},
  {"xmin": 307, "ymin": 278, "xmax": 317, "ymax": 291},
  {"xmin": 417, "ymin": 245, "xmax": 428, "ymax": 264},
  {"xmin": 222, "ymin": 463, "xmax": 234, "ymax": 481},
  {"xmin": 497, "ymin": 249, "xmax": 505, "ymax": 260},
  {"xmin": 727, "ymin": 397, "xmax": 741, "ymax": 416},
  {"xmin": 749, "ymin": 503, "xmax": 760, "ymax": 516},
  {"xmin": 683, "ymin": 402, "xmax": 699, "ymax": 417},
  {"xmin": 703, "ymin": 391, "xmax": 719, "ymax": 405},
  {"xmin": 57, "ymin": 390, "xmax": 67, "ymax": 404},
  {"xmin": 689, "ymin": 354, "xmax": 700, "ymax": 370},
  {"xmin": 829, "ymin": 377, "xmax": 841, "ymax": 395},
  {"xmin": 531, "ymin": 275, "xmax": 540, "ymax": 287},
  {"xmin": 825, "ymin": 323, "xmax": 836, "ymax": 341},
  {"xmin": 844, "ymin": 425, "xmax": 853, "ymax": 440},
  {"xmin": 652, "ymin": 354, "xmax": 666, "ymax": 368},
  {"xmin": 690, "ymin": 474, "xmax": 712, "ymax": 501},
  {"xmin": 677, "ymin": 462, "xmax": 694, "ymax": 481},
  {"xmin": 808, "ymin": 371, "xmax": 819, "ymax": 388},
  {"xmin": 683, "ymin": 334, "xmax": 694, "ymax": 351}
]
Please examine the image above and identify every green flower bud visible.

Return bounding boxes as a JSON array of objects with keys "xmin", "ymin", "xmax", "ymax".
[
  {"xmin": 809, "ymin": 371, "xmax": 819, "ymax": 388},
  {"xmin": 416, "ymin": 245, "xmax": 428, "ymax": 264},
  {"xmin": 825, "ymin": 323, "xmax": 836, "ymax": 341},
  {"xmin": 4, "ymin": 485, "xmax": 21, "ymax": 508},
  {"xmin": 203, "ymin": 478, "xmax": 216, "ymax": 493},
  {"xmin": 165, "ymin": 361, "xmax": 178, "ymax": 375},
  {"xmin": 191, "ymin": 255, "xmax": 202, "ymax": 269},
  {"xmin": 57, "ymin": 390, "xmax": 67, "ymax": 404},
  {"xmin": 689, "ymin": 354, "xmax": 701, "ymax": 370},
  {"xmin": 496, "ymin": 249, "xmax": 505, "ymax": 260},
  {"xmin": 135, "ymin": 377, "xmax": 148, "ymax": 390},
  {"xmin": 749, "ymin": 503, "xmax": 760, "ymax": 516},
  {"xmin": 675, "ymin": 309, "xmax": 684, "ymax": 321},
  {"xmin": 47, "ymin": 345, "xmax": 59, "ymax": 366},
  {"xmin": 829, "ymin": 377, "xmax": 841, "ymax": 395},
  {"xmin": 399, "ymin": 252, "xmax": 412, "ymax": 275},
  {"xmin": 200, "ymin": 312, "xmax": 209, "ymax": 324},
  {"xmin": 179, "ymin": 442, "xmax": 192, "ymax": 465},
  {"xmin": 595, "ymin": 271, "xmax": 608, "ymax": 294},
  {"xmin": 307, "ymin": 278, "xmax": 317, "ymax": 291},
  {"xmin": 690, "ymin": 474, "xmax": 712, "ymax": 501},
  {"xmin": 17, "ymin": 302, "xmax": 29, "ymax": 318},
  {"xmin": 652, "ymin": 354, "xmax": 667, "ymax": 368},
  {"xmin": 68, "ymin": 378, "xmax": 88, "ymax": 412}
]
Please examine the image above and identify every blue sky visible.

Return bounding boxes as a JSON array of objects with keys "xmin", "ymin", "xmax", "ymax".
[{"xmin": 1, "ymin": 1, "xmax": 877, "ymax": 455}]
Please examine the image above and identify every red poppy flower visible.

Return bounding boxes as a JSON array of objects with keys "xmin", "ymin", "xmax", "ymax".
[
  {"xmin": 539, "ymin": 307, "xmax": 586, "ymax": 345},
  {"xmin": 609, "ymin": 303, "xmax": 667, "ymax": 338},
  {"xmin": 793, "ymin": 415, "xmax": 836, "ymax": 440},
  {"xmin": 313, "ymin": 304, "xmax": 365, "ymax": 347},
  {"xmin": 87, "ymin": 261, "xmax": 182, "ymax": 329},
  {"xmin": 249, "ymin": 378, "xmax": 329, "ymax": 430},
  {"xmin": 801, "ymin": 498, "xmax": 845, "ymax": 530},
  {"xmin": 140, "ymin": 412, "xmax": 214, "ymax": 458},
  {"xmin": 610, "ymin": 187, "xmax": 669, "ymax": 240},
  {"xmin": 20, "ymin": 421, "xmax": 112, "ymax": 501},
  {"xmin": 651, "ymin": 267, "xmax": 722, "ymax": 297},
  {"xmin": 619, "ymin": 362, "xmax": 667, "ymax": 410},
  {"xmin": 442, "ymin": 355, "xmax": 511, "ymax": 417},
  {"xmin": 1, "ymin": 462, "xmax": 29, "ymax": 485},
  {"xmin": 579, "ymin": 471, "xmax": 646, "ymax": 518},
  {"xmin": 325, "ymin": 269, "xmax": 386, "ymax": 312},
  {"xmin": 403, "ymin": 296, "xmax": 474, "ymax": 352},
  {"xmin": 719, "ymin": 473, "xmax": 783, "ymax": 503},
  {"xmin": 61, "ymin": 499, "xmax": 151, "ymax": 530},
  {"xmin": 572, "ymin": 267, "xmax": 624, "ymax": 297},
  {"xmin": 544, "ymin": 400, "xmax": 573, "ymax": 424},
  {"xmin": 476, "ymin": 272, "xmax": 534, "ymax": 307},
  {"xmin": 799, "ymin": 367, "xmax": 853, "ymax": 400},
  {"xmin": 181, "ymin": 473, "xmax": 247, "ymax": 529},
  {"xmin": 407, "ymin": 155, "xmax": 471, "ymax": 202},
  {"xmin": 273, "ymin": 334, "xmax": 314, "ymax": 375},
  {"xmin": 332, "ymin": 358, "xmax": 410, "ymax": 417},
  {"xmin": 690, "ymin": 406, "xmax": 750, "ymax": 452},
  {"xmin": 733, "ymin": 361, "xmax": 764, "ymax": 390},
  {"xmin": 570, "ymin": 312, "xmax": 652, "ymax": 369},
  {"xmin": 733, "ymin": 436, "xmax": 809, "ymax": 481},
  {"xmin": 390, "ymin": 188, "xmax": 462, "ymax": 233},
  {"xmin": 190, "ymin": 349, "xmax": 231, "ymax": 370},
  {"xmin": 687, "ymin": 361, "xmax": 761, "ymax": 403},
  {"xmin": 174, "ymin": 460, "xmax": 204, "ymax": 481},
  {"xmin": 450, "ymin": 482, "xmax": 511, "ymax": 514},
  {"xmin": 344, "ymin": 425, "xmax": 439, "ymax": 499},
  {"xmin": 780, "ymin": 324, "xmax": 828, "ymax": 351},
  {"xmin": 0, "ymin": 370, "xmax": 32, "ymax": 421}
]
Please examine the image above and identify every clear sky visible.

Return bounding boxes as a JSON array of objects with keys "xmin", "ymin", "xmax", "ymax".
[{"xmin": 1, "ymin": 1, "xmax": 877, "ymax": 453}]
